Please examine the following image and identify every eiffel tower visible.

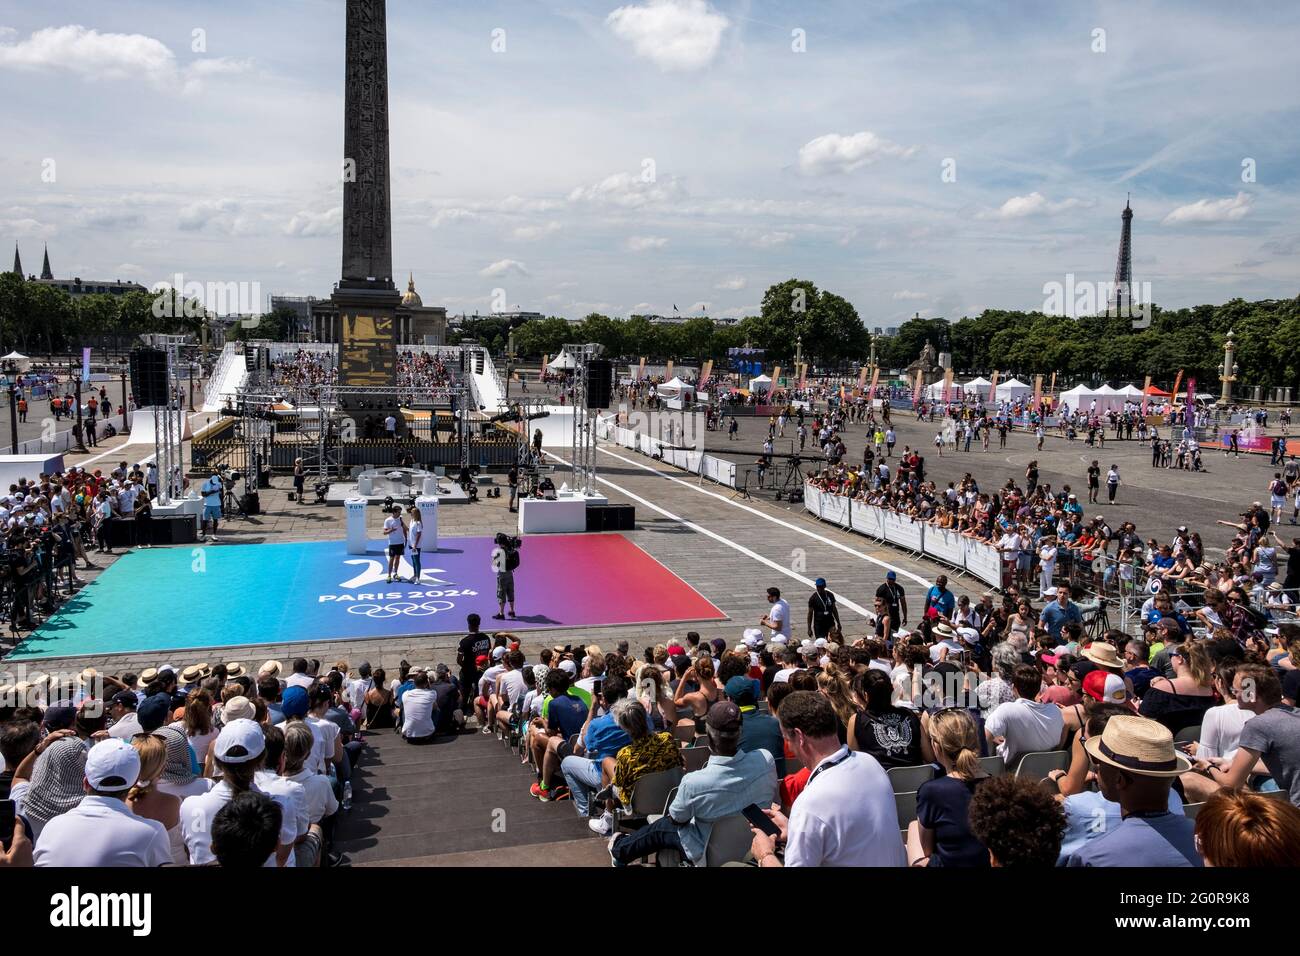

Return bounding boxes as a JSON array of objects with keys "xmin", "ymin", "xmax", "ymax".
[{"xmin": 1111, "ymin": 196, "xmax": 1133, "ymax": 315}]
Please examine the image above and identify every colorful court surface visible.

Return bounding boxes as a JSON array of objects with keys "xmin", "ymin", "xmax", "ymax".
[{"xmin": 9, "ymin": 534, "xmax": 726, "ymax": 659}]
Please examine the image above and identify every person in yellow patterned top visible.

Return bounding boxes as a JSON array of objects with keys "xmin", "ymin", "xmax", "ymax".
[{"xmin": 588, "ymin": 699, "xmax": 683, "ymax": 836}]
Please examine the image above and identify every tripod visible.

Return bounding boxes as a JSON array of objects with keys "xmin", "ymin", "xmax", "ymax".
[
  {"xmin": 730, "ymin": 467, "xmax": 752, "ymax": 500},
  {"xmin": 777, "ymin": 455, "xmax": 808, "ymax": 500}
]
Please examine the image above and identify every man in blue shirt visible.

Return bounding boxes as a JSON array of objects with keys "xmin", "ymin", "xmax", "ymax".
[
  {"xmin": 924, "ymin": 575, "xmax": 955, "ymax": 620},
  {"xmin": 609, "ymin": 700, "xmax": 777, "ymax": 866},
  {"xmin": 529, "ymin": 668, "xmax": 589, "ymax": 800},
  {"xmin": 560, "ymin": 674, "xmax": 633, "ymax": 816},
  {"xmin": 1062, "ymin": 715, "xmax": 1199, "ymax": 867},
  {"xmin": 725, "ymin": 675, "xmax": 785, "ymax": 775},
  {"xmin": 1039, "ymin": 587, "xmax": 1082, "ymax": 643}
]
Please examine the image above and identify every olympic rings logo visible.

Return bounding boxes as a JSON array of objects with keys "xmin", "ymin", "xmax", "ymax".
[{"xmin": 346, "ymin": 600, "xmax": 456, "ymax": 619}]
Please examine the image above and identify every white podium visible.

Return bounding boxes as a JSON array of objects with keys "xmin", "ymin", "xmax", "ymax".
[
  {"xmin": 517, "ymin": 493, "xmax": 609, "ymax": 534},
  {"xmin": 416, "ymin": 495, "xmax": 439, "ymax": 551},
  {"xmin": 345, "ymin": 497, "xmax": 368, "ymax": 554}
]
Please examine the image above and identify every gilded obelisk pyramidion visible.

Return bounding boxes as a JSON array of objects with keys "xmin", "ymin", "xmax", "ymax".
[{"xmin": 334, "ymin": 0, "xmax": 400, "ymax": 407}]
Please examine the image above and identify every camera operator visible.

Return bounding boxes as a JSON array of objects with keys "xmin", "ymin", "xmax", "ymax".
[
  {"xmin": 6, "ymin": 532, "xmax": 39, "ymax": 630},
  {"xmin": 491, "ymin": 532, "xmax": 521, "ymax": 620}
]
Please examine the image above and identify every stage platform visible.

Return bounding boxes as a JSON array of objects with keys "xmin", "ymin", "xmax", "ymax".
[
  {"xmin": 7, "ymin": 534, "xmax": 725, "ymax": 660},
  {"xmin": 323, "ymin": 480, "xmax": 470, "ymax": 507}
]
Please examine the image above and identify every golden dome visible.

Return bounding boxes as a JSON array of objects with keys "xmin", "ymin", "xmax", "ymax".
[{"xmin": 401, "ymin": 272, "xmax": 423, "ymax": 307}]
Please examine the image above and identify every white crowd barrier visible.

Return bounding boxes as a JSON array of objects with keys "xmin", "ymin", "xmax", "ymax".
[
  {"xmin": 597, "ymin": 417, "xmax": 738, "ymax": 490},
  {"xmin": 802, "ymin": 482, "xmax": 1007, "ymax": 587}
]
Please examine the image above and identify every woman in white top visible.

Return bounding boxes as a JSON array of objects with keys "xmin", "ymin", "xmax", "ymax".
[
  {"xmin": 1037, "ymin": 538, "xmax": 1058, "ymax": 597},
  {"xmin": 405, "ymin": 505, "xmax": 423, "ymax": 584},
  {"xmin": 127, "ymin": 733, "xmax": 186, "ymax": 865},
  {"xmin": 1189, "ymin": 663, "xmax": 1255, "ymax": 761}
]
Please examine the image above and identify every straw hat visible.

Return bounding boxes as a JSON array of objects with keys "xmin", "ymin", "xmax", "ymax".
[
  {"xmin": 78, "ymin": 667, "xmax": 98, "ymax": 685},
  {"xmin": 225, "ymin": 663, "xmax": 246, "ymax": 678},
  {"xmin": 1080, "ymin": 642, "xmax": 1124, "ymax": 671},
  {"xmin": 259, "ymin": 660, "xmax": 283, "ymax": 678},
  {"xmin": 180, "ymin": 664, "xmax": 208, "ymax": 683},
  {"xmin": 932, "ymin": 622, "xmax": 959, "ymax": 640},
  {"xmin": 1084, "ymin": 715, "xmax": 1191, "ymax": 777},
  {"xmin": 139, "ymin": 667, "xmax": 159, "ymax": 683}
]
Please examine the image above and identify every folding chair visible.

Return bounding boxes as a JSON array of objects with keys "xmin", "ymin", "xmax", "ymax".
[
  {"xmin": 1173, "ymin": 725, "xmax": 1201, "ymax": 746},
  {"xmin": 1012, "ymin": 749, "xmax": 1070, "ymax": 781},
  {"xmin": 682, "ymin": 746, "xmax": 712, "ymax": 773},
  {"xmin": 978, "ymin": 755, "xmax": 1006, "ymax": 777},
  {"xmin": 895, "ymin": 790, "xmax": 920, "ymax": 831},
  {"xmin": 616, "ymin": 767, "xmax": 684, "ymax": 833},
  {"xmin": 888, "ymin": 764, "xmax": 936, "ymax": 792},
  {"xmin": 704, "ymin": 815, "xmax": 755, "ymax": 867},
  {"xmin": 672, "ymin": 724, "xmax": 696, "ymax": 745}
]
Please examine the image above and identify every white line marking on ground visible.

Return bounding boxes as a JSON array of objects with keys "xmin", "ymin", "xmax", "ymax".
[
  {"xmin": 543, "ymin": 449, "xmax": 874, "ymax": 620},
  {"xmin": 588, "ymin": 442, "xmax": 934, "ymax": 590}
]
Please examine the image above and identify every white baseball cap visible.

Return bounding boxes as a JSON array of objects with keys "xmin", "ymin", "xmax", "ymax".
[
  {"xmin": 213, "ymin": 718, "xmax": 265, "ymax": 764},
  {"xmin": 85, "ymin": 738, "xmax": 141, "ymax": 792},
  {"xmin": 492, "ymin": 646, "xmax": 507, "ymax": 660}
]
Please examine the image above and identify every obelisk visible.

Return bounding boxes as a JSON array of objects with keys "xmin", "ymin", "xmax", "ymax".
[{"xmin": 333, "ymin": 0, "xmax": 400, "ymax": 411}]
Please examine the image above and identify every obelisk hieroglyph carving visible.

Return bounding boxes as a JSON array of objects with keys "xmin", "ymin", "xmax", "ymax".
[{"xmin": 334, "ymin": 0, "xmax": 400, "ymax": 399}]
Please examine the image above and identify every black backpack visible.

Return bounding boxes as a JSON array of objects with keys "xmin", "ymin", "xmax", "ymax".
[{"xmin": 505, "ymin": 548, "xmax": 520, "ymax": 572}]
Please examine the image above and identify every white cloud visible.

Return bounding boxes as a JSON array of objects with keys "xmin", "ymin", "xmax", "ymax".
[
  {"xmin": 738, "ymin": 229, "xmax": 793, "ymax": 249},
  {"xmin": 0, "ymin": 218, "xmax": 53, "ymax": 238},
  {"xmin": 430, "ymin": 207, "xmax": 478, "ymax": 228},
  {"xmin": 284, "ymin": 207, "xmax": 342, "ymax": 237},
  {"xmin": 114, "ymin": 262, "xmax": 145, "ymax": 275},
  {"xmin": 1162, "ymin": 191, "xmax": 1253, "ymax": 225},
  {"xmin": 76, "ymin": 206, "xmax": 144, "ymax": 229},
  {"xmin": 892, "ymin": 289, "xmax": 929, "ymax": 301},
  {"xmin": 627, "ymin": 235, "xmax": 668, "ymax": 251},
  {"xmin": 567, "ymin": 172, "xmax": 683, "ymax": 208},
  {"xmin": 606, "ymin": 0, "xmax": 729, "ymax": 72},
  {"xmin": 177, "ymin": 198, "xmax": 248, "ymax": 234},
  {"xmin": 511, "ymin": 221, "xmax": 562, "ymax": 241},
  {"xmin": 979, "ymin": 192, "xmax": 1088, "ymax": 220},
  {"xmin": 480, "ymin": 259, "xmax": 530, "ymax": 278},
  {"xmin": 715, "ymin": 276, "xmax": 746, "ymax": 290},
  {"xmin": 0, "ymin": 25, "xmax": 250, "ymax": 92},
  {"xmin": 797, "ymin": 131, "xmax": 917, "ymax": 175}
]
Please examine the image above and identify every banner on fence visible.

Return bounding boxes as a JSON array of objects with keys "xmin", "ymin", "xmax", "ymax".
[
  {"xmin": 849, "ymin": 500, "xmax": 884, "ymax": 539},
  {"xmin": 881, "ymin": 511, "xmax": 924, "ymax": 552},
  {"xmin": 963, "ymin": 538, "xmax": 1003, "ymax": 588},
  {"xmin": 924, "ymin": 526, "xmax": 966, "ymax": 566}
]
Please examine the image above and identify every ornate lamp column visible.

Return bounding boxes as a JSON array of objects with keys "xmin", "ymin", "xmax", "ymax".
[{"xmin": 1220, "ymin": 329, "xmax": 1238, "ymax": 404}]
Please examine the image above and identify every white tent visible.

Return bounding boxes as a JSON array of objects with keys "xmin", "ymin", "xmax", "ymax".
[
  {"xmin": 656, "ymin": 376, "xmax": 694, "ymax": 399},
  {"xmin": 1116, "ymin": 384, "xmax": 1145, "ymax": 398},
  {"xmin": 547, "ymin": 351, "xmax": 577, "ymax": 370},
  {"xmin": 748, "ymin": 374, "xmax": 772, "ymax": 392},
  {"xmin": 1058, "ymin": 384, "xmax": 1095, "ymax": 414},
  {"xmin": 994, "ymin": 377, "xmax": 1033, "ymax": 401},
  {"xmin": 2, "ymin": 351, "xmax": 30, "ymax": 373},
  {"xmin": 964, "ymin": 376, "xmax": 992, "ymax": 393}
]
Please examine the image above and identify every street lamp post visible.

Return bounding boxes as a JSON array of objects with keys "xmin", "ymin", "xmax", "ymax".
[
  {"xmin": 7, "ymin": 384, "xmax": 17, "ymax": 454},
  {"xmin": 188, "ymin": 361, "xmax": 196, "ymax": 411},
  {"xmin": 120, "ymin": 357, "xmax": 131, "ymax": 434},
  {"xmin": 72, "ymin": 373, "xmax": 86, "ymax": 452}
]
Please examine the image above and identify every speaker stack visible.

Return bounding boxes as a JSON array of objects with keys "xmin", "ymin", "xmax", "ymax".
[
  {"xmin": 586, "ymin": 359, "xmax": 614, "ymax": 409},
  {"xmin": 129, "ymin": 348, "xmax": 170, "ymax": 407}
]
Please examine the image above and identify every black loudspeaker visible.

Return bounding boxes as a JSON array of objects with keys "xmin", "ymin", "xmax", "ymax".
[
  {"xmin": 474, "ymin": 352, "xmax": 485, "ymax": 375},
  {"xmin": 610, "ymin": 504, "xmax": 635, "ymax": 530},
  {"xmin": 129, "ymin": 348, "xmax": 169, "ymax": 407},
  {"xmin": 586, "ymin": 359, "xmax": 614, "ymax": 409}
]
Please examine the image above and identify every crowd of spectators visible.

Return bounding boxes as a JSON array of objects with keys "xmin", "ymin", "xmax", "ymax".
[
  {"xmin": 0, "ymin": 461, "xmax": 172, "ymax": 640},
  {"xmin": 0, "ymin": 656, "xmax": 370, "ymax": 867}
]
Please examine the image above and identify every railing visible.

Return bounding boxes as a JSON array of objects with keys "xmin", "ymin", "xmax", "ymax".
[{"xmin": 202, "ymin": 342, "xmax": 242, "ymax": 408}]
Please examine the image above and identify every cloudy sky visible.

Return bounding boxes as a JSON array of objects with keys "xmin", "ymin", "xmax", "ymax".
[{"xmin": 1, "ymin": 0, "xmax": 1297, "ymax": 323}]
